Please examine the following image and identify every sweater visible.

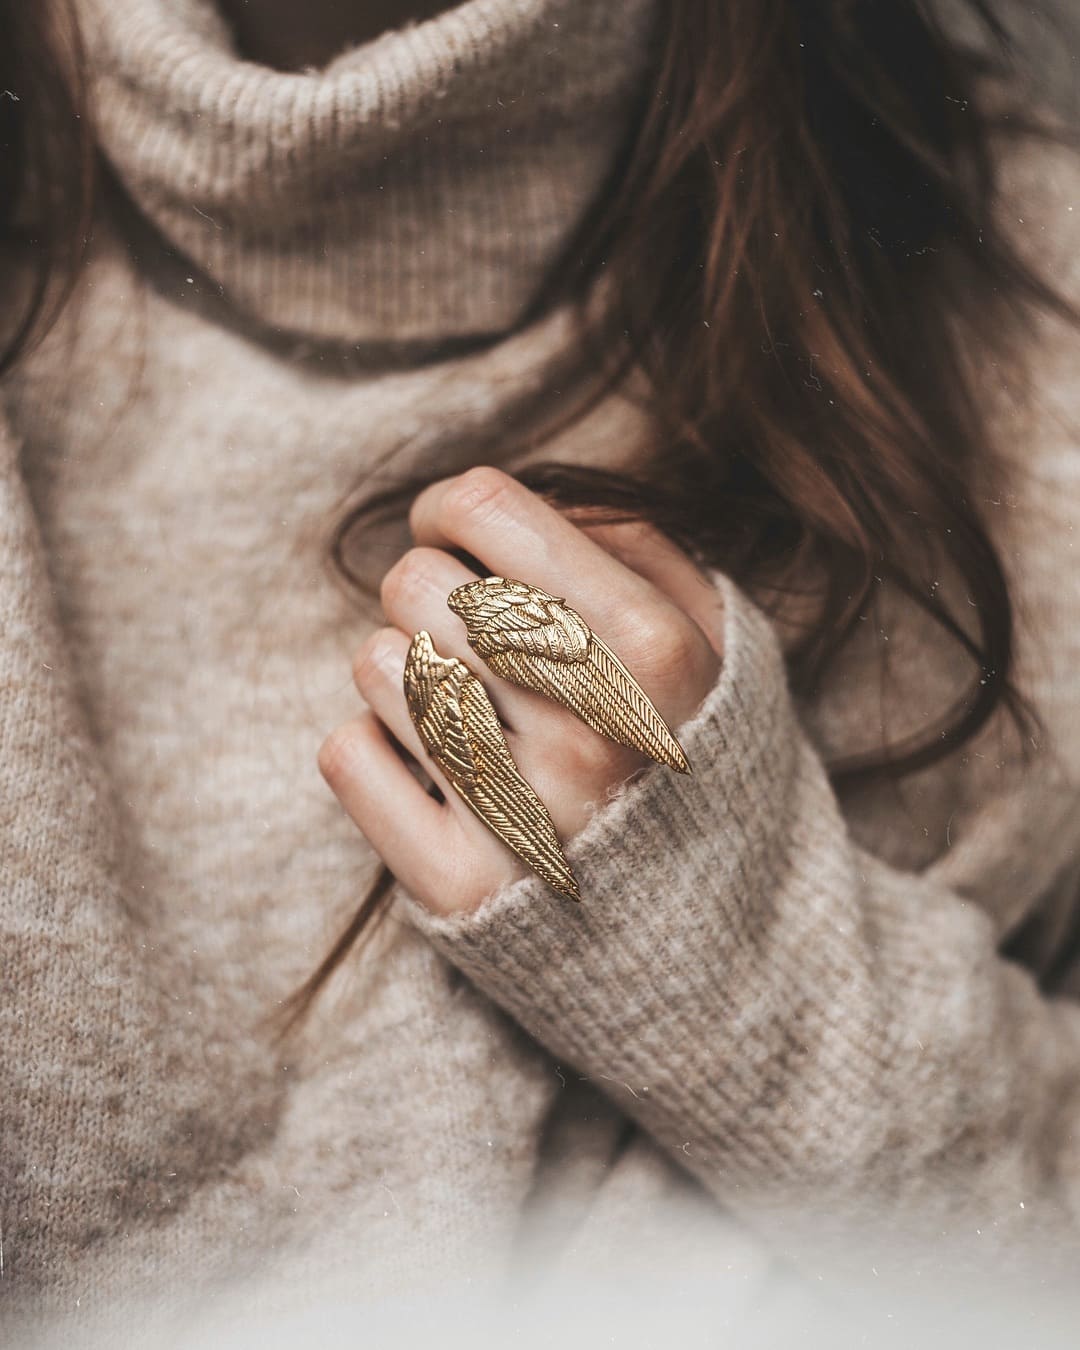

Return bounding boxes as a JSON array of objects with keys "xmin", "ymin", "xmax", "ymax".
[{"xmin": 4, "ymin": 0, "xmax": 1080, "ymax": 1344}]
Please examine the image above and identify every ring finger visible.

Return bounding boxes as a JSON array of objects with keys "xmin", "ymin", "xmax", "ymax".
[
  {"xmin": 352, "ymin": 624, "xmax": 544, "ymax": 887},
  {"xmin": 380, "ymin": 545, "xmax": 542, "ymax": 731}
]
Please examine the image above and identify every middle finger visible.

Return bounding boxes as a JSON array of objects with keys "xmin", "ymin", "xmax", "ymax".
[{"xmin": 407, "ymin": 466, "xmax": 663, "ymax": 641}]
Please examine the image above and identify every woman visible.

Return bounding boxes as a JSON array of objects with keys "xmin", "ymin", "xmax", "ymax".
[{"xmin": 4, "ymin": 0, "xmax": 1080, "ymax": 1342}]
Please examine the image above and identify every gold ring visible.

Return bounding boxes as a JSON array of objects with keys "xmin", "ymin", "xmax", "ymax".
[
  {"xmin": 403, "ymin": 631, "xmax": 579, "ymax": 901},
  {"xmin": 447, "ymin": 577, "xmax": 691, "ymax": 774}
]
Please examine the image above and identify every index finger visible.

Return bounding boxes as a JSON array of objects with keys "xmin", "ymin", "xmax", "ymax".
[
  {"xmin": 410, "ymin": 466, "xmax": 720, "ymax": 736},
  {"xmin": 408, "ymin": 467, "xmax": 657, "ymax": 630}
]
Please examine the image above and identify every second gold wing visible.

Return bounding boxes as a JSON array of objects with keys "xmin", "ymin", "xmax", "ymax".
[
  {"xmin": 403, "ymin": 631, "xmax": 579, "ymax": 900},
  {"xmin": 448, "ymin": 577, "xmax": 691, "ymax": 774}
]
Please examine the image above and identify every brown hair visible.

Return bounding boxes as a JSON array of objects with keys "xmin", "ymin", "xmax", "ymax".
[
  {"xmin": 0, "ymin": 1, "xmax": 94, "ymax": 375},
  {"xmin": 287, "ymin": 0, "xmax": 1079, "ymax": 1022}
]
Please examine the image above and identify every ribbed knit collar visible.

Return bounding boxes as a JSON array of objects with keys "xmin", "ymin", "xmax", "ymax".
[{"xmin": 74, "ymin": 0, "xmax": 657, "ymax": 346}]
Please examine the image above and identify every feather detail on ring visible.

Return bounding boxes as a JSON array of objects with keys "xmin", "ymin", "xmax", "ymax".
[
  {"xmin": 403, "ymin": 631, "xmax": 579, "ymax": 900},
  {"xmin": 447, "ymin": 578, "xmax": 691, "ymax": 774}
]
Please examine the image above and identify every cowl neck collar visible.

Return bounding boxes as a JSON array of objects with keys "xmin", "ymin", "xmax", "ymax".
[{"xmin": 74, "ymin": 0, "xmax": 657, "ymax": 345}]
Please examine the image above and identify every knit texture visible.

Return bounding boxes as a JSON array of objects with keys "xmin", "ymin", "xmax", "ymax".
[
  {"xmin": 74, "ymin": 0, "xmax": 657, "ymax": 343},
  {"xmin": 3, "ymin": 1, "xmax": 1080, "ymax": 1343}
]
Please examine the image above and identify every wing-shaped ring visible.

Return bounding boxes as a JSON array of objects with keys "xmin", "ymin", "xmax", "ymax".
[
  {"xmin": 447, "ymin": 578, "xmax": 691, "ymax": 774},
  {"xmin": 403, "ymin": 631, "xmax": 579, "ymax": 900}
]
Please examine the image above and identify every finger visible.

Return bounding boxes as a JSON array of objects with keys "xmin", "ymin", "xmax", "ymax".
[
  {"xmin": 411, "ymin": 470, "xmax": 719, "ymax": 730},
  {"xmin": 317, "ymin": 711, "xmax": 459, "ymax": 901},
  {"xmin": 350, "ymin": 629, "xmax": 545, "ymax": 902},
  {"xmin": 352, "ymin": 625, "xmax": 542, "ymax": 832},
  {"xmin": 351, "ymin": 627, "xmax": 431, "ymax": 765},
  {"xmin": 379, "ymin": 545, "xmax": 537, "ymax": 729},
  {"xmin": 408, "ymin": 467, "xmax": 665, "ymax": 637},
  {"xmin": 580, "ymin": 519, "xmax": 726, "ymax": 653}
]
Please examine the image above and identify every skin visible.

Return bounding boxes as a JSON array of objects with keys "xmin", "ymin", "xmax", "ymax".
[
  {"xmin": 216, "ymin": 0, "xmax": 455, "ymax": 69},
  {"xmin": 319, "ymin": 468, "xmax": 726, "ymax": 916}
]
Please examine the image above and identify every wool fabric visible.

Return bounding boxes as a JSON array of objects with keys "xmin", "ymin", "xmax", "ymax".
[{"xmin": 4, "ymin": 1, "xmax": 1080, "ymax": 1344}]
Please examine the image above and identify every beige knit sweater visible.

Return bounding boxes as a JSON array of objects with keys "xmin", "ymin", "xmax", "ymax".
[{"xmin": 5, "ymin": 0, "xmax": 1080, "ymax": 1344}]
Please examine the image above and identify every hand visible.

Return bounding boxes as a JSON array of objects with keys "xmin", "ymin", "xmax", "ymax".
[{"xmin": 318, "ymin": 468, "xmax": 725, "ymax": 915}]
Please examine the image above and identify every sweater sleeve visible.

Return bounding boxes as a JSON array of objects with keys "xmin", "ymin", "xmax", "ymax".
[
  {"xmin": 401, "ymin": 572, "xmax": 1080, "ymax": 1275},
  {"xmin": 400, "ymin": 139, "xmax": 1080, "ymax": 1279}
]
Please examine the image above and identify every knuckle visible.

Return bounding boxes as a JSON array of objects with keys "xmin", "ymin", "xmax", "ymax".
[
  {"xmin": 318, "ymin": 721, "xmax": 366, "ymax": 785},
  {"xmin": 546, "ymin": 723, "xmax": 640, "ymax": 799},
  {"xmin": 564, "ymin": 724, "xmax": 623, "ymax": 780},
  {"xmin": 380, "ymin": 547, "xmax": 441, "ymax": 614},
  {"xmin": 351, "ymin": 629, "xmax": 399, "ymax": 690},
  {"xmin": 439, "ymin": 466, "xmax": 516, "ymax": 532},
  {"xmin": 622, "ymin": 611, "xmax": 700, "ymax": 686}
]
